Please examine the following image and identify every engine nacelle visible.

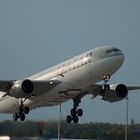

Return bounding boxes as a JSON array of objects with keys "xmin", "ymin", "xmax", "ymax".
[
  {"xmin": 8, "ymin": 79, "xmax": 59, "ymax": 98},
  {"xmin": 9, "ymin": 79, "xmax": 34, "ymax": 98},
  {"xmin": 103, "ymin": 84, "xmax": 128, "ymax": 102}
]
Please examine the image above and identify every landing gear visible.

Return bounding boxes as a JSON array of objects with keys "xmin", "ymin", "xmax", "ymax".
[
  {"xmin": 23, "ymin": 107, "xmax": 30, "ymax": 114},
  {"xmin": 66, "ymin": 108, "xmax": 82, "ymax": 124},
  {"xmin": 102, "ymin": 75, "xmax": 111, "ymax": 92},
  {"xmin": 13, "ymin": 108, "xmax": 29, "ymax": 122},
  {"xmin": 66, "ymin": 115, "xmax": 72, "ymax": 123},
  {"xmin": 13, "ymin": 113, "xmax": 19, "ymax": 121},
  {"xmin": 13, "ymin": 99, "xmax": 30, "ymax": 121},
  {"xmin": 66, "ymin": 96, "xmax": 83, "ymax": 124},
  {"xmin": 77, "ymin": 108, "xmax": 83, "ymax": 117},
  {"xmin": 19, "ymin": 113, "xmax": 25, "ymax": 121}
]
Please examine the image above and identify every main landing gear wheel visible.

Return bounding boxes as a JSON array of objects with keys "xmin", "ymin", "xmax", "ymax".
[
  {"xmin": 19, "ymin": 113, "xmax": 25, "ymax": 121},
  {"xmin": 66, "ymin": 115, "xmax": 72, "ymax": 123},
  {"xmin": 13, "ymin": 113, "xmax": 19, "ymax": 121},
  {"xmin": 23, "ymin": 107, "xmax": 30, "ymax": 114},
  {"xmin": 66, "ymin": 109, "xmax": 82, "ymax": 124},
  {"xmin": 77, "ymin": 108, "xmax": 83, "ymax": 117},
  {"xmin": 13, "ymin": 107, "xmax": 29, "ymax": 122},
  {"xmin": 13, "ymin": 99, "xmax": 30, "ymax": 122},
  {"xmin": 66, "ymin": 96, "xmax": 83, "ymax": 124},
  {"xmin": 73, "ymin": 115, "xmax": 79, "ymax": 123}
]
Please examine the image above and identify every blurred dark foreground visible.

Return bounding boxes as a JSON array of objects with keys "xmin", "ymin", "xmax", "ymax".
[
  {"xmin": 11, "ymin": 137, "xmax": 46, "ymax": 140},
  {"xmin": 11, "ymin": 137, "xmax": 45, "ymax": 140},
  {"xmin": 11, "ymin": 138, "xmax": 96, "ymax": 140},
  {"xmin": 0, "ymin": 120, "xmax": 140, "ymax": 140}
]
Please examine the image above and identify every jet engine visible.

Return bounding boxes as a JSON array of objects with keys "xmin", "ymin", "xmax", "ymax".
[
  {"xmin": 102, "ymin": 84, "xmax": 128, "ymax": 102},
  {"xmin": 8, "ymin": 79, "xmax": 59, "ymax": 98},
  {"xmin": 9, "ymin": 79, "xmax": 34, "ymax": 98}
]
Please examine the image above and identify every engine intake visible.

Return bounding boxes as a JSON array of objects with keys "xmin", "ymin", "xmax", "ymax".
[
  {"xmin": 9, "ymin": 79, "xmax": 34, "ymax": 98},
  {"xmin": 103, "ymin": 84, "xmax": 128, "ymax": 102},
  {"xmin": 21, "ymin": 79, "xmax": 34, "ymax": 94},
  {"xmin": 115, "ymin": 84, "xmax": 128, "ymax": 98}
]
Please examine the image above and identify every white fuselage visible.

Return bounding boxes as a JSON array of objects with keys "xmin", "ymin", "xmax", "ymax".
[{"xmin": 0, "ymin": 46, "xmax": 124, "ymax": 113}]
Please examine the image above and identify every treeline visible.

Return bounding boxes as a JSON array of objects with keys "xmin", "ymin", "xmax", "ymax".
[{"xmin": 0, "ymin": 120, "xmax": 140, "ymax": 140}]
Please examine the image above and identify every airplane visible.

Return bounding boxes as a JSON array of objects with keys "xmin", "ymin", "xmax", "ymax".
[{"xmin": 0, "ymin": 46, "xmax": 140, "ymax": 123}]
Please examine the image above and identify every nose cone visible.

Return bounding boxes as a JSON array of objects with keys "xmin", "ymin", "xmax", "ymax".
[
  {"xmin": 99, "ymin": 53, "xmax": 125, "ymax": 77},
  {"xmin": 115, "ymin": 53, "xmax": 125, "ymax": 68},
  {"xmin": 105, "ymin": 53, "xmax": 125, "ymax": 76},
  {"xmin": 94, "ymin": 46, "xmax": 125, "ymax": 75},
  {"xmin": 120, "ymin": 53, "xmax": 125, "ymax": 62}
]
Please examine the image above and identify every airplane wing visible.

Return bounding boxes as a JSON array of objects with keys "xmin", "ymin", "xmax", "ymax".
[
  {"xmin": 127, "ymin": 86, "xmax": 140, "ymax": 90},
  {"xmin": 0, "ymin": 79, "xmax": 62, "ymax": 98},
  {"xmin": 31, "ymin": 79, "xmax": 62, "ymax": 96},
  {"xmin": 0, "ymin": 80, "xmax": 15, "ymax": 92},
  {"xmin": 86, "ymin": 84, "xmax": 140, "ymax": 93},
  {"xmin": 83, "ymin": 84, "xmax": 140, "ymax": 102}
]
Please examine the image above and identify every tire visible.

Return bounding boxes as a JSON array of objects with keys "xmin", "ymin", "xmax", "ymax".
[
  {"xmin": 13, "ymin": 113, "xmax": 19, "ymax": 121},
  {"xmin": 19, "ymin": 113, "xmax": 25, "ymax": 121},
  {"xmin": 77, "ymin": 109, "xmax": 83, "ymax": 117},
  {"xmin": 70, "ymin": 109, "xmax": 76, "ymax": 117},
  {"xmin": 23, "ymin": 107, "xmax": 29, "ymax": 114},
  {"xmin": 66, "ymin": 115, "xmax": 72, "ymax": 123},
  {"xmin": 73, "ymin": 115, "xmax": 79, "ymax": 123}
]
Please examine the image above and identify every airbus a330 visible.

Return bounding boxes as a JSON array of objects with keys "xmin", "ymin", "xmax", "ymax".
[{"xmin": 0, "ymin": 46, "xmax": 139, "ymax": 123}]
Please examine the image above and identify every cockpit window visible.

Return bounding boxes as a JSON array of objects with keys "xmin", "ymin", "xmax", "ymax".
[{"xmin": 106, "ymin": 48, "xmax": 121, "ymax": 54}]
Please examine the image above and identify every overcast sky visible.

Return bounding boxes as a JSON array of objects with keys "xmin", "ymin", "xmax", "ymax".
[{"xmin": 0, "ymin": 0, "xmax": 140, "ymax": 123}]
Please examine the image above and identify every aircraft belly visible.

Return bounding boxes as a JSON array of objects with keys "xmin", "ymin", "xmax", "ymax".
[{"xmin": 25, "ymin": 78, "xmax": 83, "ymax": 108}]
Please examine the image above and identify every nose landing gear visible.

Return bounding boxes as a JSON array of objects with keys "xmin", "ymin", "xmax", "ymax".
[
  {"xmin": 66, "ymin": 75, "xmax": 111, "ymax": 124},
  {"xmin": 102, "ymin": 75, "xmax": 111, "ymax": 92}
]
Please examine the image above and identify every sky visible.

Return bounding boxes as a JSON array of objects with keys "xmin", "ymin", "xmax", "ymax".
[{"xmin": 0, "ymin": 0, "xmax": 140, "ymax": 124}]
